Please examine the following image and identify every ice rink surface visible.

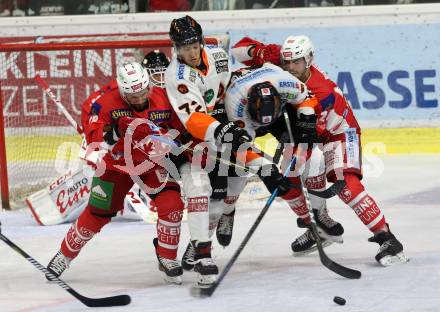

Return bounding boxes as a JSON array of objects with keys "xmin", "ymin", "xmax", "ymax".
[{"xmin": 0, "ymin": 155, "xmax": 439, "ymax": 312}]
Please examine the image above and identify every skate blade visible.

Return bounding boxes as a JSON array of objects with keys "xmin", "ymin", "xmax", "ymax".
[
  {"xmin": 293, "ymin": 241, "xmax": 333, "ymax": 257},
  {"xmin": 163, "ymin": 275, "xmax": 182, "ymax": 285},
  {"xmin": 316, "ymin": 229, "xmax": 344, "ymax": 244},
  {"xmin": 379, "ymin": 252, "xmax": 410, "ymax": 266}
]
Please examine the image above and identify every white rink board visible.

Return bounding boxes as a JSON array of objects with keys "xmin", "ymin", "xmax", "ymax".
[{"xmin": 1, "ymin": 4, "xmax": 439, "ymax": 127}]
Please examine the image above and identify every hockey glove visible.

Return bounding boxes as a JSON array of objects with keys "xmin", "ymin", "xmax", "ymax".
[
  {"xmin": 214, "ymin": 121, "xmax": 252, "ymax": 152},
  {"xmin": 257, "ymin": 164, "xmax": 296, "ymax": 197},
  {"xmin": 253, "ymin": 44, "xmax": 281, "ymax": 66},
  {"xmin": 295, "ymin": 113, "xmax": 319, "ymax": 145},
  {"xmin": 103, "ymin": 123, "xmax": 120, "ymax": 145}
]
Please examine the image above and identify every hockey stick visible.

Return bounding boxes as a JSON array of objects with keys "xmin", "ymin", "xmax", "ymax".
[
  {"xmin": 283, "ymin": 112, "xmax": 361, "ymax": 279},
  {"xmin": 35, "ymin": 75, "xmax": 83, "ymax": 134},
  {"xmin": 246, "ymin": 142, "xmax": 345, "ymax": 199},
  {"xmin": 190, "ymin": 152, "xmax": 299, "ymax": 298},
  {"xmin": 272, "ymin": 132, "xmax": 288, "ymax": 165},
  {"xmin": 0, "ymin": 228, "xmax": 130, "ymax": 307},
  {"xmin": 307, "ymin": 179, "xmax": 346, "ymax": 199}
]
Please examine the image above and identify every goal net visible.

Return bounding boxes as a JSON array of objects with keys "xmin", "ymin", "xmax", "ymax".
[{"xmin": 0, "ymin": 33, "xmax": 230, "ymax": 209}]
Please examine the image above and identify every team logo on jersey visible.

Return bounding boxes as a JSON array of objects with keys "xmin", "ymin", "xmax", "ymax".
[
  {"xmin": 234, "ymin": 120, "xmax": 245, "ymax": 128},
  {"xmin": 189, "ymin": 69, "xmax": 197, "ymax": 83},
  {"xmin": 340, "ymin": 187, "xmax": 352, "ymax": 203},
  {"xmin": 177, "ymin": 84, "xmax": 189, "ymax": 94},
  {"xmin": 215, "ymin": 59, "xmax": 229, "ymax": 74},
  {"xmin": 148, "ymin": 110, "xmax": 171, "ymax": 123},
  {"xmin": 111, "ymin": 109, "xmax": 133, "ymax": 120},
  {"xmin": 203, "ymin": 89, "xmax": 215, "ymax": 103}
]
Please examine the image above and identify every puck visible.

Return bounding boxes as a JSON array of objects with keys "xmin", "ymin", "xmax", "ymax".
[{"xmin": 333, "ymin": 296, "xmax": 346, "ymax": 305}]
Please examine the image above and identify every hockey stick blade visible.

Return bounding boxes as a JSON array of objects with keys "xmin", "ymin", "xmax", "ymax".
[
  {"xmin": 309, "ymin": 222, "xmax": 362, "ymax": 279},
  {"xmin": 0, "ymin": 233, "xmax": 131, "ymax": 307},
  {"xmin": 316, "ymin": 232, "xmax": 362, "ymax": 279},
  {"xmin": 307, "ymin": 180, "xmax": 346, "ymax": 199},
  {"xmin": 71, "ymin": 292, "xmax": 131, "ymax": 307}
]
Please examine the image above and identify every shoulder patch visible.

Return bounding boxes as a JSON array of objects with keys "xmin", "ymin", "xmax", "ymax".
[
  {"xmin": 203, "ymin": 89, "xmax": 215, "ymax": 103},
  {"xmin": 91, "ymin": 102, "xmax": 102, "ymax": 115},
  {"xmin": 215, "ymin": 59, "xmax": 229, "ymax": 74},
  {"xmin": 189, "ymin": 69, "xmax": 197, "ymax": 83},
  {"xmin": 178, "ymin": 84, "xmax": 189, "ymax": 94}
]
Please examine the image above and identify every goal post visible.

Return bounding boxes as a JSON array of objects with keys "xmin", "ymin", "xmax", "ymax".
[{"xmin": 0, "ymin": 33, "xmax": 229, "ymax": 210}]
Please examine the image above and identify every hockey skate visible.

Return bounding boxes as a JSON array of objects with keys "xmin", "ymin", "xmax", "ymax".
[
  {"xmin": 216, "ymin": 210, "xmax": 235, "ymax": 247},
  {"xmin": 291, "ymin": 229, "xmax": 334, "ymax": 256},
  {"xmin": 292, "ymin": 208, "xmax": 344, "ymax": 256},
  {"xmin": 182, "ymin": 241, "xmax": 196, "ymax": 271},
  {"xmin": 46, "ymin": 250, "xmax": 71, "ymax": 281},
  {"xmin": 368, "ymin": 226, "xmax": 409, "ymax": 266},
  {"xmin": 297, "ymin": 208, "xmax": 344, "ymax": 243},
  {"xmin": 192, "ymin": 241, "xmax": 219, "ymax": 288},
  {"xmin": 153, "ymin": 238, "xmax": 183, "ymax": 285}
]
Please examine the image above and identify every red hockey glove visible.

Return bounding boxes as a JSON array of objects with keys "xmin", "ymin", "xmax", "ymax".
[{"xmin": 253, "ymin": 44, "xmax": 281, "ymax": 66}]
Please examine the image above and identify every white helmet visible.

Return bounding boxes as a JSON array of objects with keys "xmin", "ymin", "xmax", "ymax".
[
  {"xmin": 280, "ymin": 35, "xmax": 315, "ymax": 68},
  {"xmin": 116, "ymin": 62, "xmax": 150, "ymax": 105}
]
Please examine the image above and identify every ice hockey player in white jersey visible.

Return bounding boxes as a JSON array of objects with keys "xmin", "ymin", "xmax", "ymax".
[
  {"xmin": 221, "ymin": 63, "xmax": 345, "ymax": 254},
  {"xmin": 225, "ymin": 63, "xmax": 316, "ymax": 139},
  {"xmin": 165, "ymin": 15, "xmax": 255, "ymax": 287}
]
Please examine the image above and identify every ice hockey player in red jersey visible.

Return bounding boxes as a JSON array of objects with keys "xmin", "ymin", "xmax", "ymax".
[
  {"xmin": 46, "ymin": 62, "xmax": 187, "ymax": 284},
  {"xmin": 80, "ymin": 49, "xmax": 170, "ymax": 134},
  {"xmin": 80, "ymin": 80, "xmax": 118, "ymax": 135},
  {"xmin": 231, "ymin": 35, "xmax": 408, "ymax": 266}
]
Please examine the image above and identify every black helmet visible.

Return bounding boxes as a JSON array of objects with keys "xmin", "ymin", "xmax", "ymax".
[
  {"xmin": 142, "ymin": 50, "xmax": 170, "ymax": 88},
  {"xmin": 248, "ymin": 81, "xmax": 281, "ymax": 125},
  {"xmin": 142, "ymin": 50, "xmax": 170, "ymax": 69},
  {"xmin": 169, "ymin": 15, "xmax": 204, "ymax": 48}
]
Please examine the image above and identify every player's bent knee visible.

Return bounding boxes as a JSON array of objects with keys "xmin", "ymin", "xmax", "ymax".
[
  {"xmin": 154, "ymin": 189, "xmax": 184, "ymax": 221},
  {"xmin": 337, "ymin": 173, "xmax": 365, "ymax": 204}
]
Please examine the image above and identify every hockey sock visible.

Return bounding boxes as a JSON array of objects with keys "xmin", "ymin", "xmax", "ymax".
[
  {"xmin": 187, "ymin": 196, "xmax": 210, "ymax": 243},
  {"xmin": 61, "ymin": 208, "xmax": 111, "ymax": 259},
  {"xmin": 155, "ymin": 190, "xmax": 184, "ymax": 259},
  {"xmin": 282, "ymin": 177, "xmax": 311, "ymax": 223},
  {"xmin": 338, "ymin": 174, "xmax": 387, "ymax": 233}
]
